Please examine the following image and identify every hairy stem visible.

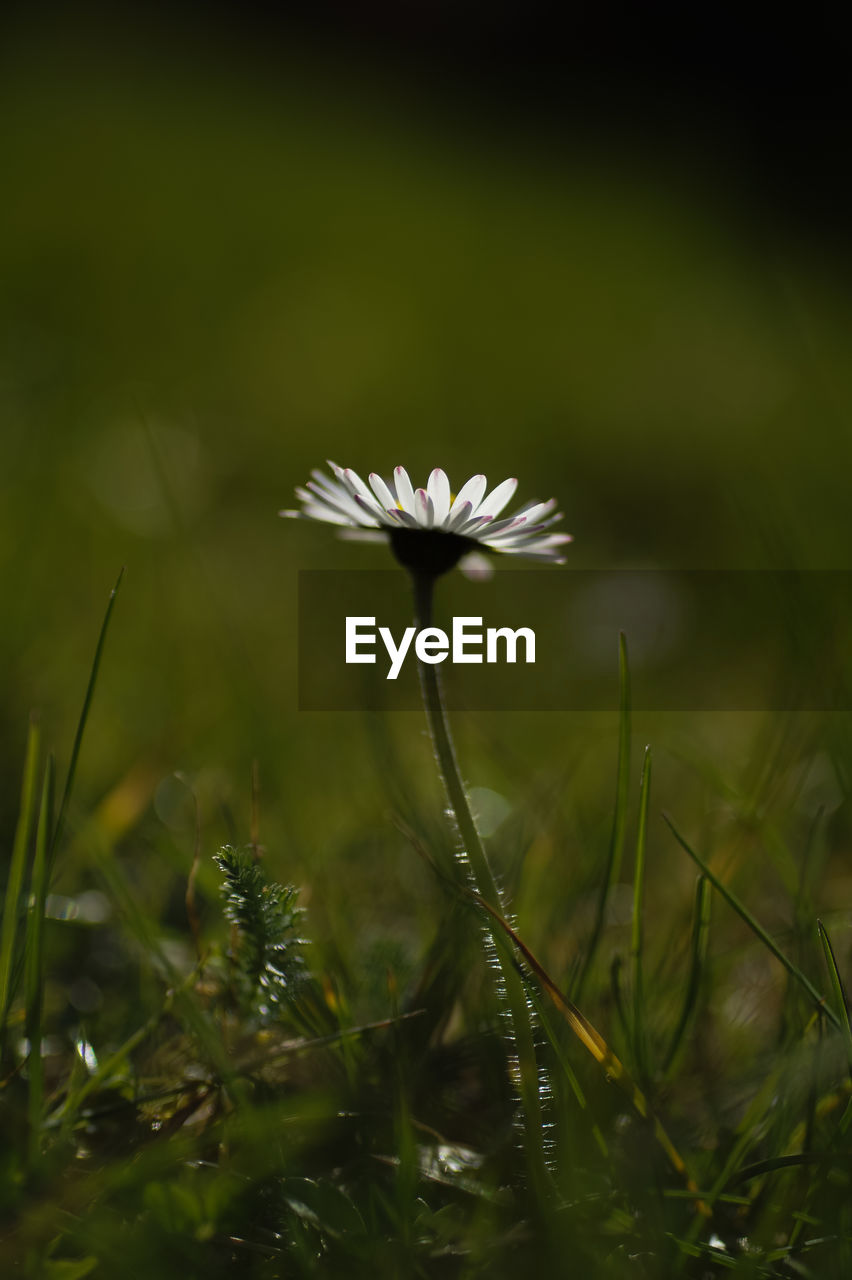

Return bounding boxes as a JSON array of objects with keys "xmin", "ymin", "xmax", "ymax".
[{"xmin": 412, "ymin": 571, "xmax": 548, "ymax": 1196}]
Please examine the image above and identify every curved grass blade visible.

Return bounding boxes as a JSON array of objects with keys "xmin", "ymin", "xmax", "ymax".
[
  {"xmin": 576, "ymin": 631, "xmax": 630, "ymax": 997},
  {"xmin": 524, "ymin": 977, "xmax": 610, "ymax": 1159},
  {"xmin": 91, "ymin": 836, "xmax": 238, "ymax": 1092},
  {"xmin": 51, "ymin": 567, "xmax": 124, "ymax": 871},
  {"xmin": 0, "ymin": 715, "xmax": 41, "ymax": 1035},
  {"xmin": 26, "ymin": 753, "xmax": 55, "ymax": 1166},
  {"xmin": 631, "ymin": 745, "xmax": 651, "ymax": 1079},
  {"xmin": 470, "ymin": 888, "xmax": 706, "ymax": 1210},
  {"xmin": 817, "ymin": 919, "xmax": 852, "ymax": 1133},
  {"xmin": 663, "ymin": 813, "xmax": 838, "ymax": 1030},
  {"xmin": 675, "ymin": 1012, "xmax": 823, "ymax": 1255},
  {"xmin": 817, "ymin": 920, "xmax": 852, "ymax": 1071},
  {"xmin": 54, "ymin": 961, "xmax": 204, "ymax": 1124},
  {"xmin": 727, "ymin": 1150, "xmax": 852, "ymax": 1186},
  {"xmin": 663, "ymin": 875, "xmax": 712, "ymax": 1076}
]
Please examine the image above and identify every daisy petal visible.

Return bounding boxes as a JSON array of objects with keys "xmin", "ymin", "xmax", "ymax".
[
  {"xmin": 445, "ymin": 499, "xmax": 474, "ymax": 532},
  {"xmin": 507, "ymin": 500, "xmax": 555, "ymax": 527},
  {"xmin": 311, "ymin": 468, "xmax": 349, "ymax": 497},
  {"xmin": 488, "ymin": 519, "xmax": 570, "ymax": 545},
  {"xmin": 492, "ymin": 530, "xmax": 574, "ymax": 548},
  {"xmin": 414, "ymin": 488, "xmax": 434, "ymax": 527},
  {"xmin": 451, "ymin": 474, "xmax": 487, "ymax": 515},
  {"xmin": 530, "ymin": 533, "xmax": 574, "ymax": 547},
  {"xmin": 511, "ymin": 497, "xmax": 557, "ymax": 520},
  {"xmin": 455, "ymin": 513, "xmax": 494, "ymax": 537},
  {"xmin": 306, "ymin": 480, "xmax": 367, "ymax": 524},
  {"xmin": 388, "ymin": 506, "xmax": 420, "ymax": 529},
  {"xmin": 351, "ymin": 494, "xmax": 394, "ymax": 527},
  {"xmin": 299, "ymin": 502, "xmax": 354, "ymax": 527},
  {"xmin": 458, "ymin": 551, "xmax": 495, "ymax": 581},
  {"xmin": 338, "ymin": 529, "xmax": 389, "ymax": 543},
  {"xmin": 484, "ymin": 523, "xmax": 551, "ymax": 544},
  {"xmin": 369, "ymin": 472, "xmax": 396, "ymax": 510},
  {"xmin": 498, "ymin": 547, "xmax": 569, "ymax": 562},
  {"xmin": 393, "ymin": 466, "xmax": 416, "ymax": 515},
  {"xmin": 309, "ymin": 472, "xmax": 363, "ymax": 512},
  {"xmin": 479, "ymin": 515, "xmax": 527, "ymax": 538},
  {"xmin": 343, "ymin": 468, "xmax": 383, "ymax": 515},
  {"xmin": 476, "ymin": 477, "xmax": 518, "ymax": 520},
  {"xmin": 426, "ymin": 468, "xmax": 451, "ymax": 523}
]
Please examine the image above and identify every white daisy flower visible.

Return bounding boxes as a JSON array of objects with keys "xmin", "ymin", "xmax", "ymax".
[{"xmin": 280, "ymin": 462, "xmax": 572, "ymax": 577}]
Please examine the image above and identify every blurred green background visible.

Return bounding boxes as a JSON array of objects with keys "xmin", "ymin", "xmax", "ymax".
[{"xmin": 2, "ymin": 8, "xmax": 851, "ymax": 996}]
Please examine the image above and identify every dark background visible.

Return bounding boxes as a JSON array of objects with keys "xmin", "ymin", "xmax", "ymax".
[{"xmin": 2, "ymin": 1, "xmax": 851, "ymax": 946}]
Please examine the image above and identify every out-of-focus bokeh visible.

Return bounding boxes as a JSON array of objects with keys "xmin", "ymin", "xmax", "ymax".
[{"xmin": 2, "ymin": 5, "xmax": 851, "ymax": 972}]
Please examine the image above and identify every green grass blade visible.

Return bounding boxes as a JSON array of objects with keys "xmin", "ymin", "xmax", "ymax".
[
  {"xmin": 631, "ymin": 745, "xmax": 651, "ymax": 1079},
  {"xmin": 576, "ymin": 631, "xmax": 631, "ymax": 996},
  {"xmin": 471, "ymin": 888, "xmax": 706, "ymax": 1208},
  {"xmin": 51, "ymin": 567, "xmax": 124, "ymax": 870},
  {"xmin": 523, "ymin": 976, "xmax": 610, "ymax": 1159},
  {"xmin": 91, "ymin": 837, "xmax": 238, "ymax": 1093},
  {"xmin": 676, "ymin": 1016, "xmax": 822, "ymax": 1251},
  {"xmin": 663, "ymin": 875, "xmax": 711, "ymax": 1075},
  {"xmin": 56, "ymin": 964, "xmax": 203, "ymax": 1123},
  {"xmin": 663, "ymin": 813, "xmax": 838, "ymax": 1029},
  {"xmin": 609, "ymin": 954, "xmax": 630, "ymax": 1044},
  {"xmin": 26, "ymin": 753, "xmax": 55, "ymax": 1167},
  {"xmin": 0, "ymin": 715, "xmax": 41, "ymax": 1035},
  {"xmin": 817, "ymin": 920, "xmax": 852, "ymax": 1072},
  {"xmin": 816, "ymin": 918, "xmax": 852, "ymax": 1133}
]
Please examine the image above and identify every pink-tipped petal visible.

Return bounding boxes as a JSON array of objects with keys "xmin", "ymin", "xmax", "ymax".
[
  {"xmin": 445, "ymin": 499, "xmax": 474, "ymax": 532},
  {"xmin": 388, "ymin": 507, "xmax": 420, "ymax": 528},
  {"xmin": 354, "ymin": 493, "xmax": 392, "ymax": 527},
  {"xmin": 414, "ymin": 488, "xmax": 434, "ymax": 527},
  {"xmin": 455, "ymin": 512, "xmax": 494, "ymax": 537},
  {"xmin": 393, "ymin": 466, "xmax": 416, "ymax": 515},
  {"xmin": 426, "ymin": 468, "xmax": 451, "ymax": 523},
  {"xmin": 479, "ymin": 514, "xmax": 527, "ymax": 538},
  {"xmin": 342, "ymin": 467, "xmax": 383, "ymax": 514},
  {"xmin": 369, "ymin": 472, "xmax": 396, "ymax": 510}
]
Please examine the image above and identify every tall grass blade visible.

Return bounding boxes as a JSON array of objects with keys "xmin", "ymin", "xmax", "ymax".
[
  {"xmin": 471, "ymin": 888, "xmax": 706, "ymax": 1208},
  {"xmin": 0, "ymin": 715, "xmax": 41, "ymax": 1035},
  {"xmin": 51, "ymin": 567, "xmax": 124, "ymax": 870},
  {"xmin": 576, "ymin": 631, "xmax": 630, "ymax": 996},
  {"xmin": 663, "ymin": 813, "xmax": 838, "ymax": 1030},
  {"xmin": 90, "ymin": 834, "xmax": 239, "ymax": 1093},
  {"xmin": 675, "ymin": 1015, "xmax": 823, "ymax": 1257},
  {"xmin": 631, "ymin": 745, "xmax": 651, "ymax": 1079},
  {"xmin": 25, "ymin": 753, "xmax": 55, "ymax": 1166},
  {"xmin": 524, "ymin": 978, "xmax": 610, "ymax": 1159},
  {"xmin": 663, "ymin": 875, "xmax": 711, "ymax": 1075},
  {"xmin": 817, "ymin": 919, "xmax": 852, "ymax": 1134},
  {"xmin": 816, "ymin": 920, "xmax": 852, "ymax": 1072}
]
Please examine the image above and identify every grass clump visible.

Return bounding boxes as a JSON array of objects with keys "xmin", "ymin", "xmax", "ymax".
[{"xmin": 1, "ymin": 586, "xmax": 852, "ymax": 1278}]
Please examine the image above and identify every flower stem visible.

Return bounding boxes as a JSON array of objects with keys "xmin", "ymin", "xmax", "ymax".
[{"xmin": 412, "ymin": 572, "xmax": 548, "ymax": 1196}]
